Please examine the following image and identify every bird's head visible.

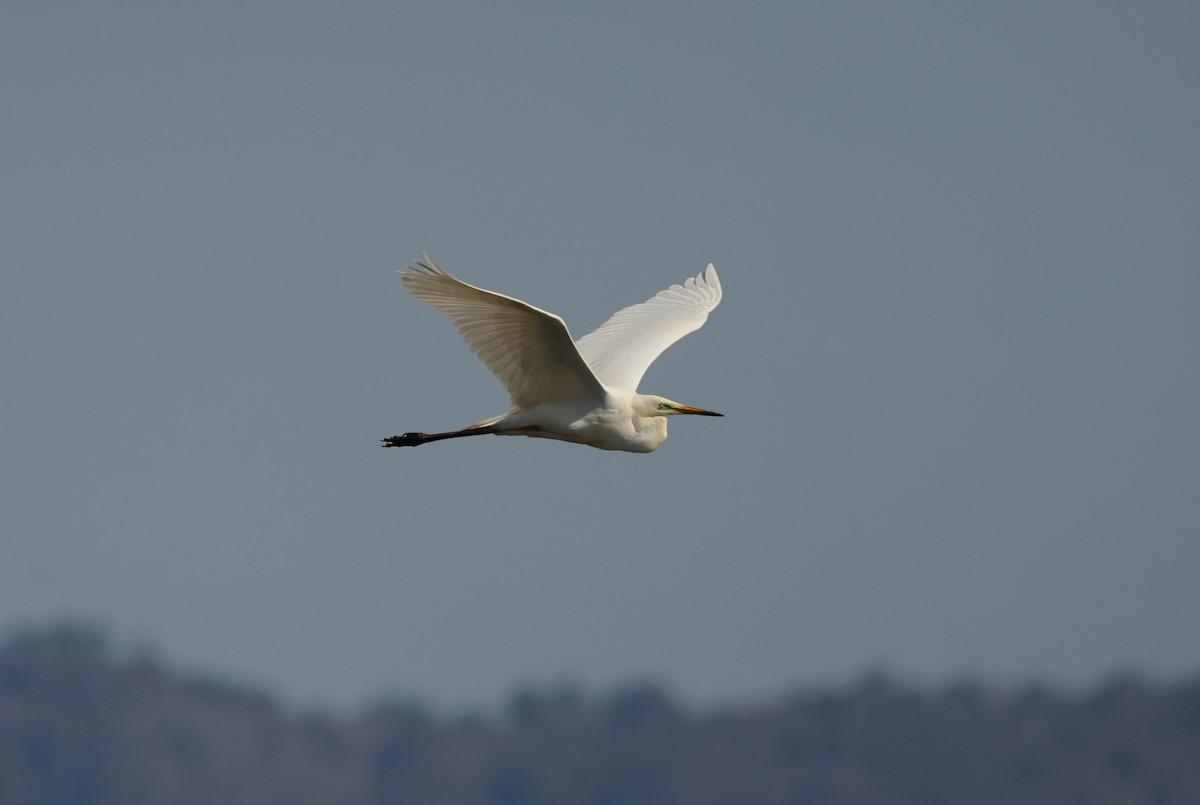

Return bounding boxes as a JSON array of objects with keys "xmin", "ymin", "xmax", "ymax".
[{"xmin": 641, "ymin": 395, "xmax": 723, "ymax": 418}]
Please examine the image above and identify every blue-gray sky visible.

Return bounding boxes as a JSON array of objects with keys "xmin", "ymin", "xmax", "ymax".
[{"xmin": 3, "ymin": 3, "xmax": 1198, "ymax": 711}]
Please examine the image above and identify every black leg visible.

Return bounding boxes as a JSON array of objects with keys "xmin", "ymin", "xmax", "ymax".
[
  {"xmin": 381, "ymin": 426, "xmax": 498, "ymax": 448},
  {"xmin": 381, "ymin": 432, "xmax": 429, "ymax": 447}
]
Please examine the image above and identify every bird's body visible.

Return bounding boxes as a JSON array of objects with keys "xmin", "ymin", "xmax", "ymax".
[
  {"xmin": 383, "ymin": 256, "xmax": 723, "ymax": 453},
  {"xmin": 471, "ymin": 388, "xmax": 671, "ymax": 453}
]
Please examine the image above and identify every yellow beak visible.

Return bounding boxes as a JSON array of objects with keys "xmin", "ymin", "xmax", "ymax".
[{"xmin": 674, "ymin": 405, "xmax": 723, "ymax": 417}]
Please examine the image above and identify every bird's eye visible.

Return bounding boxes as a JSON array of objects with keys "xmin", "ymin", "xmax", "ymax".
[{"xmin": 657, "ymin": 402, "xmax": 671, "ymax": 410}]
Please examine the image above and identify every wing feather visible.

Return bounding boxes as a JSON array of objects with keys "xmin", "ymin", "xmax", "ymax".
[
  {"xmin": 400, "ymin": 256, "xmax": 605, "ymax": 409},
  {"xmin": 574, "ymin": 264, "xmax": 722, "ymax": 390}
]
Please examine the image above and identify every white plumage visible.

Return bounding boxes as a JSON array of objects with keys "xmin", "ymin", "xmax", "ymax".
[
  {"xmin": 574, "ymin": 264, "xmax": 722, "ymax": 390},
  {"xmin": 384, "ymin": 255, "xmax": 723, "ymax": 453}
]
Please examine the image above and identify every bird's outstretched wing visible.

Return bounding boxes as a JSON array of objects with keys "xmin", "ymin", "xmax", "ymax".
[
  {"xmin": 401, "ymin": 256, "xmax": 605, "ymax": 410},
  {"xmin": 574, "ymin": 264, "xmax": 722, "ymax": 390}
]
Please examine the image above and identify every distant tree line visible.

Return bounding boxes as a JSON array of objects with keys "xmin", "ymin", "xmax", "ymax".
[{"xmin": 1, "ymin": 624, "xmax": 1198, "ymax": 804}]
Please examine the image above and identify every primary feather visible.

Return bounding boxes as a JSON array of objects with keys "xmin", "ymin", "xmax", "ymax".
[
  {"xmin": 400, "ymin": 256, "xmax": 604, "ymax": 410},
  {"xmin": 574, "ymin": 263, "xmax": 722, "ymax": 390}
]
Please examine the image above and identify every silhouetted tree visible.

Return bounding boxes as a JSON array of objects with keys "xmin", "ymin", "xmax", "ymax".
[{"xmin": 2, "ymin": 624, "xmax": 1199, "ymax": 804}]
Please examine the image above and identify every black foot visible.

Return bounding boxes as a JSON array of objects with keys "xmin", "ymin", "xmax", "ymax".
[{"xmin": 381, "ymin": 432, "xmax": 426, "ymax": 448}]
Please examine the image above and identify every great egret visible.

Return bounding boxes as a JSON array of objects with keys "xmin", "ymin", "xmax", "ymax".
[{"xmin": 382, "ymin": 256, "xmax": 723, "ymax": 453}]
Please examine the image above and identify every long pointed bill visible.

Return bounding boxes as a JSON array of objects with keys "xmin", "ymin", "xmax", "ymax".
[{"xmin": 675, "ymin": 404, "xmax": 723, "ymax": 417}]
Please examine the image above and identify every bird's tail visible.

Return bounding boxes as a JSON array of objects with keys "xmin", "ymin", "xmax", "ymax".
[{"xmin": 467, "ymin": 412, "xmax": 509, "ymax": 430}]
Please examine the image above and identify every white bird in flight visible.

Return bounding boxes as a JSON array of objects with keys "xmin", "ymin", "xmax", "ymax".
[{"xmin": 382, "ymin": 256, "xmax": 723, "ymax": 453}]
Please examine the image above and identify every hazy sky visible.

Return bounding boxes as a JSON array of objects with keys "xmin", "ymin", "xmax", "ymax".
[{"xmin": 3, "ymin": 3, "xmax": 1198, "ymax": 711}]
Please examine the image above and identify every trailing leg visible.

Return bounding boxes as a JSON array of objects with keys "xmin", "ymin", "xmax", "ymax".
[{"xmin": 381, "ymin": 425, "xmax": 498, "ymax": 448}]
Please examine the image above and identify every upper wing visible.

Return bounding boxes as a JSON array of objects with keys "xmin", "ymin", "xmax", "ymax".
[
  {"xmin": 574, "ymin": 264, "xmax": 722, "ymax": 390},
  {"xmin": 400, "ymin": 256, "xmax": 605, "ymax": 410}
]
